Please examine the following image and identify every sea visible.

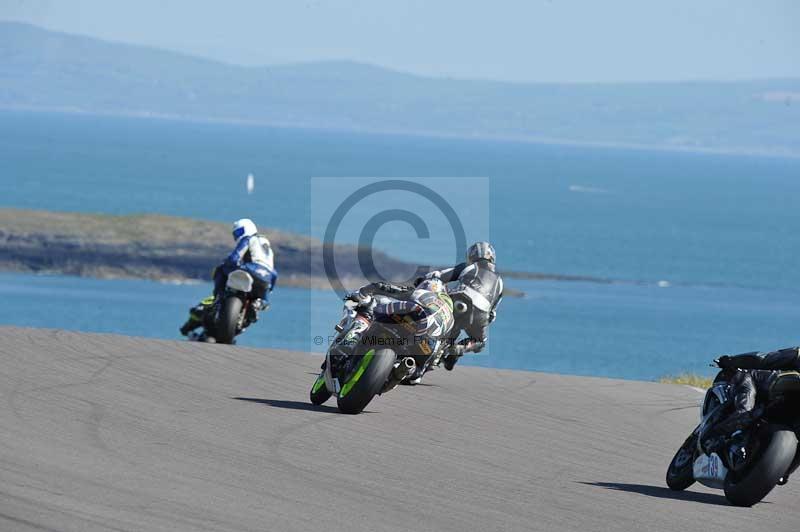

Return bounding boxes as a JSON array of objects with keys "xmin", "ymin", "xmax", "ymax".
[{"xmin": 1, "ymin": 110, "xmax": 799, "ymax": 380}]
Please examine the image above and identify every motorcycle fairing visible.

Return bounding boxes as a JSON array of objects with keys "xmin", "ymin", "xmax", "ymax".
[
  {"xmin": 226, "ymin": 270, "xmax": 254, "ymax": 293},
  {"xmin": 693, "ymin": 452, "xmax": 729, "ymax": 489}
]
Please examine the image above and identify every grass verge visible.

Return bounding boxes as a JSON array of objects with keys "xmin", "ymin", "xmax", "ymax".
[{"xmin": 659, "ymin": 374, "xmax": 712, "ymax": 389}]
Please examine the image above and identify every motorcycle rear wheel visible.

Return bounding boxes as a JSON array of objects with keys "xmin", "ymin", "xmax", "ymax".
[
  {"xmin": 724, "ymin": 425, "xmax": 797, "ymax": 507},
  {"xmin": 336, "ymin": 348, "xmax": 395, "ymax": 414},
  {"xmin": 216, "ymin": 296, "xmax": 243, "ymax": 345}
]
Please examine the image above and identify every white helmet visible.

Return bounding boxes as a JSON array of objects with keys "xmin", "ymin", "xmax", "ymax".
[{"xmin": 232, "ymin": 218, "xmax": 257, "ymax": 242}]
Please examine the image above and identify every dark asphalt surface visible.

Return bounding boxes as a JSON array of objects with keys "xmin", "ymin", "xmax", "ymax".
[{"xmin": 0, "ymin": 327, "xmax": 797, "ymax": 531}]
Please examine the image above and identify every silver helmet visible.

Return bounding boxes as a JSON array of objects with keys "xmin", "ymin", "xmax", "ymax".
[{"xmin": 466, "ymin": 241, "xmax": 496, "ymax": 265}]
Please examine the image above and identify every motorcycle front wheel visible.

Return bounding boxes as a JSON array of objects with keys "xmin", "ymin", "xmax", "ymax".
[
  {"xmin": 724, "ymin": 425, "xmax": 797, "ymax": 507},
  {"xmin": 310, "ymin": 373, "xmax": 332, "ymax": 405},
  {"xmin": 216, "ymin": 295, "xmax": 243, "ymax": 344},
  {"xmin": 666, "ymin": 434, "xmax": 697, "ymax": 491}
]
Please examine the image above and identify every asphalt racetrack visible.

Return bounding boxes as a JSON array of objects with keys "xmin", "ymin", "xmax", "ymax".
[{"xmin": 0, "ymin": 327, "xmax": 797, "ymax": 531}]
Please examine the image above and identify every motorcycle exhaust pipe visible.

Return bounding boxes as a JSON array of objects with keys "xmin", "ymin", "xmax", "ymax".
[
  {"xmin": 393, "ymin": 357, "xmax": 416, "ymax": 380},
  {"xmin": 381, "ymin": 357, "xmax": 417, "ymax": 393},
  {"xmin": 454, "ymin": 300, "xmax": 468, "ymax": 314}
]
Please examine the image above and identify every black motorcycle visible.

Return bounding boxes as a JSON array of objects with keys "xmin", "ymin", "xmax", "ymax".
[{"xmin": 666, "ymin": 366, "xmax": 800, "ymax": 506}]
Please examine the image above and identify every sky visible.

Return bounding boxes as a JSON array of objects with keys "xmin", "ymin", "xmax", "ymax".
[{"xmin": 1, "ymin": 0, "xmax": 798, "ymax": 83}]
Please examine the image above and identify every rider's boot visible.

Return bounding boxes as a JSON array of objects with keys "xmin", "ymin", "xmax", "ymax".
[
  {"xmin": 443, "ymin": 344, "xmax": 466, "ymax": 371},
  {"xmin": 180, "ymin": 313, "xmax": 202, "ymax": 336},
  {"xmin": 443, "ymin": 354, "xmax": 461, "ymax": 371},
  {"xmin": 246, "ymin": 298, "xmax": 270, "ymax": 324},
  {"xmin": 179, "ymin": 321, "xmax": 196, "ymax": 336},
  {"xmin": 180, "ymin": 296, "xmax": 215, "ymax": 336},
  {"xmin": 727, "ymin": 430, "xmax": 749, "ymax": 471},
  {"xmin": 252, "ymin": 298, "xmax": 269, "ymax": 311}
]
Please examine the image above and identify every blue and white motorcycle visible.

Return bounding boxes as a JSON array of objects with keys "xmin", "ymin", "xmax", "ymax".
[{"xmin": 188, "ymin": 267, "xmax": 268, "ymax": 345}]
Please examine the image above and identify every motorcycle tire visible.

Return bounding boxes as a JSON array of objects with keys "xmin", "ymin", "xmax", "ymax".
[
  {"xmin": 724, "ymin": 425, "xmax": 797, "ymax": 507},
  {"xmin": 310, "ymin": 373, "xmax": 332, "ymax": 405},
  {"xmin": 666, "ymin": 434, "xmax": 697, "ymax": 491},
  {"xmin": 216, "ymin": 296, "xmax": 243, "ymax": 345},
  {"xmin": 336, "ymin": 348, "xmax": 395, "ymax": 415}
]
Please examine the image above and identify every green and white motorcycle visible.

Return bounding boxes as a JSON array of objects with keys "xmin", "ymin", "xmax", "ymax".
[{"xmin": 309, "ymin": 298, "xmax": 440, "ymax": 414}]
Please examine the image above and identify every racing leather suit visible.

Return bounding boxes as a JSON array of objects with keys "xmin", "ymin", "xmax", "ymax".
[
  {"xmin": 214, "ymin": 233, "xmax": 277, "ymax": 300},
  {"xmin": 356, "ymin": 281, "xmax": 455, "ymax": 342},
  {"xmin": 716, "ymin": 347, "xmax": 800, "ymax": 416},
  {"xmin": 353, "ymin": 281, "xmax": 455, "ymax": 376},
  {"xmin": 429, "ymin": 259, "xmax": 503, "ymax": 363}
]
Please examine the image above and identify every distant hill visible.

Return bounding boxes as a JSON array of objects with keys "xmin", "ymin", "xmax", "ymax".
[{"xmin": 1, "ymin": 21, "xmax": 799, "ymax": 156}]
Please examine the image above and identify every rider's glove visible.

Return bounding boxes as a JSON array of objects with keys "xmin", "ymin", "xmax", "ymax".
[
  {"xmin": 345, "ymin": 291, "xmax": 373, "ymax": 306},
  {"xmin": 373, "ymin": 281, "xmax": 414, "ymax": 294}
]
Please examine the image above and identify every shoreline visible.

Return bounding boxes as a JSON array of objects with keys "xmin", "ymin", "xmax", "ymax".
[
  {"xmin": 0, "ymin": 208, "xmax": 754, "ymax": 293},
  {"xmin": 3, "ymin": 105, "xmax": 798, "ymax": 160},
  {"xmin": 0, "ymin": 266, "xmax": 356, "ymax": 292},
  {"xmin": 0, "ymin": 261, "xmax": 533, "ymax": 297},
  {"xmin": 0, "ymin": 208, "xmax": 527, "ymax": 296}
]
